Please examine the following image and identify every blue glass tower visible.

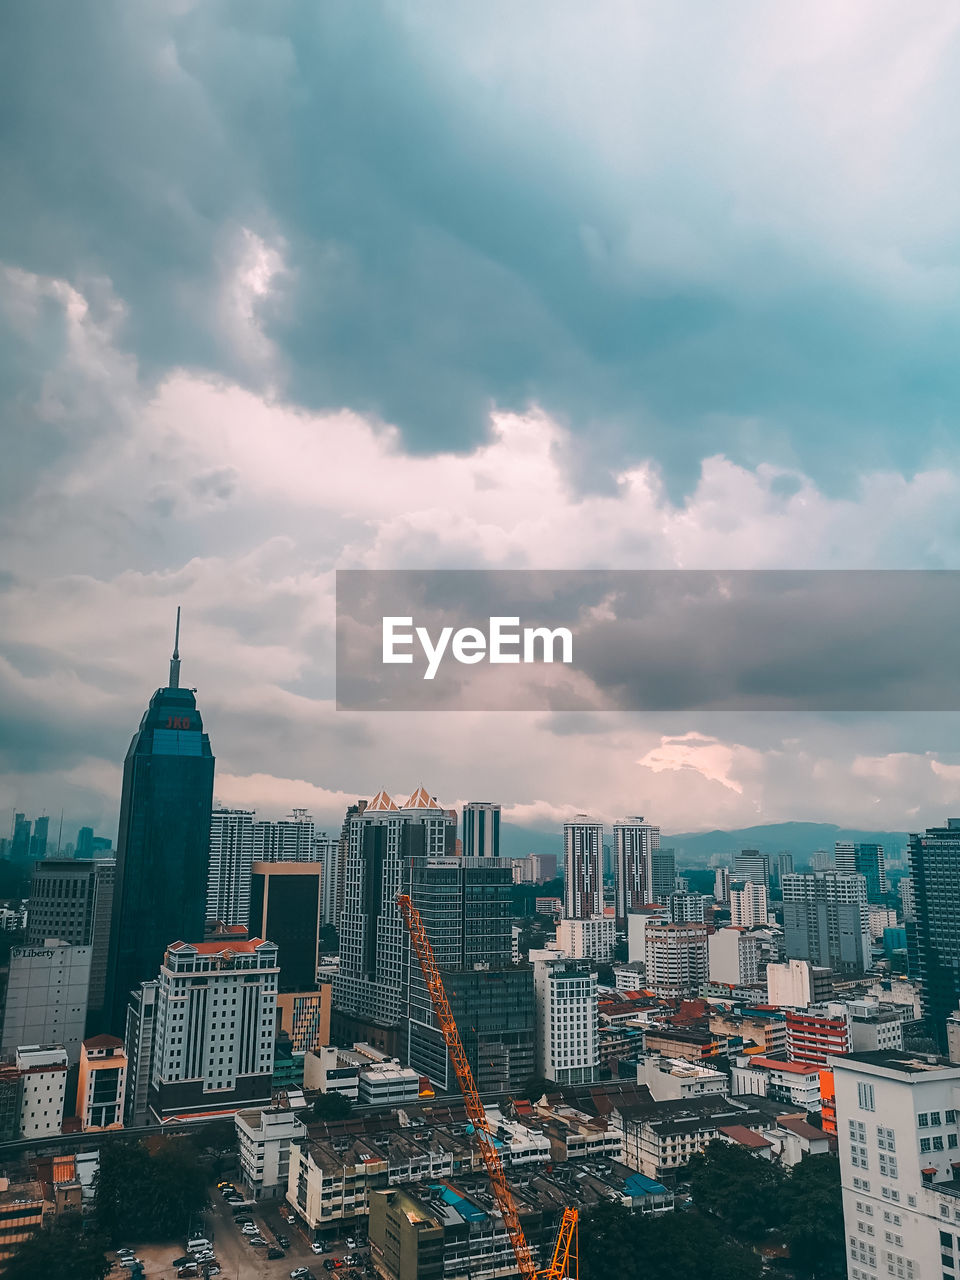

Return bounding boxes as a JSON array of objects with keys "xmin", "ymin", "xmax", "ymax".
[{"xmin": 105, "ymin": 611, "xmax": 215, "ymax": 1033}]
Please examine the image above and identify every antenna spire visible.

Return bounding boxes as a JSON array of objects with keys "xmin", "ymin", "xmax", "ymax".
[{"xmin": 169, "ymin": 606, "xmax": 181, "ymax": 688}]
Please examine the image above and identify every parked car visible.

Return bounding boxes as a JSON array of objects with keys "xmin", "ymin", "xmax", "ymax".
[
  {"xmin": 323, "ymin": 1262, "xmax": 335, "ymax": 1272},
  {"xmin": 268, "ymin": 1248, "xmax": 285, "ymax": 1259},
  {"xmin": 311, "ymin": 1243, "xmax": 323, "ymax": 1254},
  {"xmin": 291, "ymin": 1269, "xmax": 312, "ymax": 1280},
  {"xmin": 172, "ymin": 1257, "xmax": 194, "ymax": 1268},
  {"xmin": 278, "ymin": 1235, "xmax": 291, "ymax": 1248},
  {"xmin": 177, "ymin": 1268, "xmax": 198, "ymax": 1278}
]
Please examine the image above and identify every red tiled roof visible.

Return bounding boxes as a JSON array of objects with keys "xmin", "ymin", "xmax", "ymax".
[
  {"xmin": 745, "ymin": 1057, "xmax": 821, "ymax": 1075},
  {"xmin": 776, "ymin": 1115, "xmax": 829, "ymax": 1141},
  {"xmin": 82, "ymin": 1034, "xmax": 123, "ymax": 1051},
  {"xmin": 719, "ymin": 1125, "xmax": 772, "ymax": 1149},
  {"xmin": 168, "ymin": 937, "xmax": 269, "ymax": 955}
]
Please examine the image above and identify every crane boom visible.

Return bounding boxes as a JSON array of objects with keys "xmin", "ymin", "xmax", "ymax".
[{"xmin": 396, "ymin": 892, "xmax": 578, "ymax": 1280}]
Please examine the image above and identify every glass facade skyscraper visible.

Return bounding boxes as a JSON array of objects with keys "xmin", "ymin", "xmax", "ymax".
[
  {"xmin": 104, "ymin": 617, "xmax": 215, "ymax": 1033},
  {"xmin": 907, "ymin": 819, "xmax": 960, "ymax": 1051}
]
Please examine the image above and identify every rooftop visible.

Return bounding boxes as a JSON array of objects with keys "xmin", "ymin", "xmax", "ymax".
[{"xmin": 835, "ymin": 1049, "xmax": 955, "ymax": 1075}]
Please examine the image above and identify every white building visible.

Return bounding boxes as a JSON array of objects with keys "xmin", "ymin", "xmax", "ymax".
[
  {"xmin": 253, "ymin": 811, "xmax": 317, "ymax": 861},
  {"xmin": 16, "ymin": 1045, "xmax": 68, "ymax": 1138},
  {"xmin": 833, "ymin": 1050, "xmax": 960, "ymax": 1280},
  {"xmin": 613, "ymin": 817, "xmax": 660, "ymax": 923},
  {"xmin": 563, "ymin": 818, "xmax": 603, "ymax": 920},
  {"xmin": 206, "ymin": 808, "xmax": 254, "ymax": 928},
  {"xmin": 627, "ymin": 908, "xmax": 668, "ymax": 965},
  {"xmin": 1, "ymin": 941, "xmax": 91, "ymax": 1064},
  {"xmin": 766, "ymin": 957, "xmax": 833, "ymax": 1010},
  {"xmin": 847, "ymin": 999, "xmax": 905, "ymax": 1053},
  {"xmin": 644, "ymin": 922, "xmax": 709, "ymax": 999},
  {"xmin": 730, "ymin": 1055, "xmax": 823, "ymax": 1111},
  {"xmin": 356, "ymin": 1062, "xmax": 421, "ymax": 1107},
  {"xmin": 714, "ymin": 867, "xmax": 731, "ymax": 903},
  {"xmin": 899, "ymin": 877, "xmax": 916, "ymax": 922},
  {"xmin": 667, "ymin": 892, "xmax": 707, "ymax": 924},
  {"xmin": 638, "ymin": 1055, "xmax": 727, "ymax": 1102},
  {"xmin": 730, "ymin": 881, "xmax": 769, "ymax": 928},
  {"xmin": 303, "ymin": 1045, "xmax": 360, "ymax": 1100},
  {"xmin": 555, "ymin": 916, "xmax": 615, "ymax": 962},
  {"xmin": 533, "ymin": 957, "xmax": 599, "ymax": 1085},
  {"xmin": 236, "ymin": 1106, "xmax": 307, "ymax": 1199},
  {"xmin": 709, "ymin": 927, "xmax": 762, "ymax": 986},
  {"xmin": 150, "ymin": 938, "xmax": 278, "ymax": 1122},
  {"xmin": 869, "ymin": 907, "xmax": 899, "ymax": 940},
  {"xmin": 316, "ymin": 833, "xmax": 340, "ymax": 927}
]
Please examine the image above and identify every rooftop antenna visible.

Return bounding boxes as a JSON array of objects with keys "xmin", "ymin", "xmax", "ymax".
[{"xmin": 169, "ymin": 606, "xmax": 181, "ymax": 689}]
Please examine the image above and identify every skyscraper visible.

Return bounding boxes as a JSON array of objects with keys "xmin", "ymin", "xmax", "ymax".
[
  {"xmin": 104, "ymin": 611, "xmax": 215, "ymax": 1034},
  {"xmin": 76, "ymin": 827, "xmax": 94, "ymax": 859},
  {"xmin": 10, "ymin": 814, "xmax": 30, "ymax": 863},
  {"xmin": 29, "ymin": 817, "xmax": 49, "ymax": 861},
  {"xmin": 908, "ymin": 819, "xmax": 960, "ymax": 1050},
  {"xmin": 781, "ymin": 870, "xmax": 870, "ymax": 975},
  {"xmin": 206, "ymin": 809, "xmax": 254, "ymax": 927},
  {"xmin": 835, "ymin": 841, "xmax": 888, "ymax": 902},
  {"xmin": 730, "ymin": 881, "xmax": 769, "ymax": 927},
  {"xmin": 252, "ymin": 810, "xmax": 316, "ymax": 861},
  {"xmin": 461, "ymin": 802, "xmax": 501, "ymax": 858},
  {"xmin": 249, "ymin": 861, "xmax": 321, "ymax": 992},
  {"xmin": 612, "ymin": 816, "xmax": 660, "ymax": 924},
  {"xmin": 649, "ymin": 847, "xmax": 677, "ymax": 904},
  {"xmin": 735, "ymin": 849, "xmax": 770, "ymax": 886},
  {"xmin": 563, "ymin": 817, "xmax": 603, "ymax": 920}
]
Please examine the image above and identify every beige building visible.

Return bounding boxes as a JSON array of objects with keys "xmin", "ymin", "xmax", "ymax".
[{"xmin": 76, "ymin": 1034, "xmax": 127, "ymax": 1131}]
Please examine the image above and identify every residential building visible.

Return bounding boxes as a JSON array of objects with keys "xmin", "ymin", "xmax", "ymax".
[
  {"xmin": 462, "ymin": 801, "xmax": 501, "ymax": 858},
  {"xmin": 869, "ymin": 906, "xmax": 899, "ymax": 939},
  {"xmin": 626, "ymin": 907, "xmax": 668, "ymax": 964},
  {"xmin": 735, "ymin": 850, "xmax": 771, "ymax": 887},
  {"xmin": 900, "ymin": 876, "xmax": 916, "ymax": 922},
  {"xmin": 649, "ymin": 848, "xmax": 676, "ymax": 904},
  {"xmin": 785, "ymin": 1003, "xmax": 852, "ymax": 1065},
  {"xmin": 644, "ymin": 921, "xmax": 709, "ymax": 999},
  {"xmin": 149, "ymin": 937, "xmax": 278, "ymax": 1122},
  {"xmin": 27, "ymin": 858, "xmax": 114, "ymax": 1031},
  {"xmin": 667, "ymin": 892, "xmax": 707, "ymax": 924},
  {"xmin": 252, "ymin": 810, "xmax": 317, "ymax": 862},
  {"xmin": 811, "ymin": 850, "xmax": 832, "ymax": 872},
  {"xmin": 123, "ymin": 979, "xmax": 157, "ymax": 1127},
  {"xmin": 908, "ymin": 819, "xmax": 960, "ymax": 1051},
  {"xmin": 637, "ymin": 1055, "xmax": 727, "ymax": 1102},
  {"xmin": 782, "ymin": 870, "xmax": 871, "ymax": 975},
  {"xmin": 250, "ymin": 861, "xmax": 321, "ymax": 993},
  {"xmin": 105, "ymin": 617, "xmax": 216, "ymax": 1034},
  {"xmin": 316, "ymin": 832, "xmax": 340, "ymax": 927},
  {"xmin": 709, "ymin": 926, "xmax": 762, "ymax": 986},
  {"xmin": 206, "ymin": 808, "xmax": 254, "ymax": 928},
  {"xmin": 533, "ymin": 956, "xmax": 599, "ymax": 1085},
  {"xmin": 563, "ymin": 817, "xmax": 603, "ymax": 920},
  {"xmin": 714, "ymin": 867, "xmax": 731, "ymax": 903},
  {"xmin": 1, "ymin": 941, "xmax": 91, "ymax": 1064},
  {"xmin": 613, "ymin": 817, "xmax": 660, "ymax": 925},
  {"xmin": 847, "ymin": 999, "xmax": 905, "ymax": 1053},
  {"xmin": 236, "ymin": 1106, "xmax": 307, "ymax": 1199},
  {"xmin": 0, "ymin": 1177, "xmax": 45, "ymax": 1263},
  {"xmin": 16, "ymin": 1045, "xmax": 68, "ymax": 1139},
  {"xmin": 76, "ymin": 1034, "xmax": 127, "ymax": 1130},
  {"xmin": 730, "ymin": 1055, "xmax": 823, "ymax": 1110},
  {"xmin": 776, "ymin": 852, "xmax": 795, "ymax": 887},
  {"xmin": 556, "ymin": 915, "xmax": 615, "ymax": 962},
  {"xmin": 835, "ymin": 840, "xmax": 888, "ymax": 901},
  {"xmin": 833, "ymin": 1050, "xmax": 960, "ymax": 1280},
  {"xmin": 730, "ymin": 880, "xmax": 769, "ymax": 927},
  {"xmin": 767, "ymin": 957, "xmax": 834, "ymax": 1009},
  {"xmin": 612, "ymin": 1095, "xmax": 764, "ymax": 1180}
]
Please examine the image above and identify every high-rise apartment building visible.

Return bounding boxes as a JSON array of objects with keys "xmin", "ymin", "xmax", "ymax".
[
  {"xmin": 709, "ymin": 927, "xmax": 762, "ymax": 986},
  {"xmin": 649, "ymin": 848, "xmax": 677, "ymax": 904},
  {"xmin": 900, "ymin": 876, "xmax": 916, "ymax": 922},
  {"xmin": 836, "ymin": 841, "xmax": 888, "ymax": 902},
  {"xmin": 250, "ymin": 862, "xmax": 321, "ymax": 993},
  {"xmin": 206, "ymin": 809, "xmax": 254, "ymax": 928},
  {"xmin": 776, "ymin": 852, "xmax": 794, "ymax": 885},
  {"xmin": 730, "ymin": 880, "xmax": 769, "ymax": 927},
  {"xmin": 563, "ymin": 817, "xmax": 603, "ymax": 920},
  {"xmin": 714, "ymin": 867, "xmax": 731, "ymax": 903},
  {"xmin": 1, "ymin": 941, "xmax": 92, "ymax": 1064},
  {"xmin": 533, "ymin": 955, "xmax": 599, "ymax": 1085},
  {"xmin": 810, "ymin": 850, "xmax": 832, "ymax": 872},
  {"xmin": 461, "ymin": 802, "xmax": 501, "ymax": 858},
  {"xmin": 908, "ymin": 819, "xmax": 960, "ymax": 1052},
  {"xmin": 252, "ymin": 810, "xmax": 316, "ymax": 861},
  {"xmin": 667, "ymin": 891, "xmax": 707, "ymax": 924},
  {"xmin": 782, "ymin": 870, "xmax": 871, "ymax": 975},
  {"xmin": 27, "ymin": 858, "xmax": 115, "ymax": 1032},
  {"xmin": 105, "ymin": 614, "xmax": 215, "ymax": 1033},
  {"xmin": 784, "ymin": 1002, "xmax": 851, "ymax": 1064},
  {"xmin": 644, "ymin": 922, "xmax": 710, "ymax": 999},
  {"xmin": 149, "ymin": 938, "xmax": 278, "ymax": 1121},
  {"xmin": 612, "ymin": 816, "xmax": 660, "ymax": 924},
  {"xmin": 315, "ymin": 832, "xmax": 340, "ymax": 927},
  {"xmin": 735, "ymin": 850, "xmax": 771, "ymax": 886}
]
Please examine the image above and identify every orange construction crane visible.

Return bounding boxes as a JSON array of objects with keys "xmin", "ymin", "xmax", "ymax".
[{"xmin": 397, "ymin": 893, "xmax": 578, "ymax": 1280}]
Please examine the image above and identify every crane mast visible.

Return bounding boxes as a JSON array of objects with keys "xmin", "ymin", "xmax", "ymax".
[{"xmin": 396, "ymin": 892, "xmax": 577, "ymax": 1280}]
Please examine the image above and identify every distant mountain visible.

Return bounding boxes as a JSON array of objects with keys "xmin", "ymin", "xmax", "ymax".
[{"xmin": 500, "ymin": 819, "xmax": 911, "ymax": 867}]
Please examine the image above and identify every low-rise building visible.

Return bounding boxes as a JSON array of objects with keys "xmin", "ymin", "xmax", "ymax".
[
  {"xmin": 16, "ymin": 1044, "xmax": 68, "ymax": 1138},
  {"xmin": 0, "ymin": 1177, "xmax": 45, "ymax": 1263},
  {"xmin": 303, "ymin": 1045, "xmax": 360, "ymax": 1100},
  {"xmin": 76, "ymin": 1034, "xmax": 127, "ymax": 1131},
  {"xmin": 531, "ymin": 1102, "xmax": 623, "ymax": 1163},
  {"xmin": 555, "ymin": 915, "xmax": 615, "ymax": 962},
  {"xmin": 236, "ymin": 1106, "xmax": 308, "ymax": 1199},
  {"xmin": 643, "ymin": 1025, "xmax": 725, "ymax": 1063},
  {"xmin": 612, "ymin": 1095, "xmax": 764, "ymax": 1181},
  {"xmin": 846, "ymin": 998, "xmax": 904, "ymax": 1053},
  {"xmin": 637, "ymin": 1055, "xmax": 728, "ymax": 1102},
  {"xmin": 766, "ymin": 958, "xmax": 834, "ymax": 1009},
  {"xmin": 730, "ymin": 1055, "xmax": 823, "ymax": 1111},
  {"xmin": 785, "ymin": 1003, "xmax": 851, "ymax": 1066}
]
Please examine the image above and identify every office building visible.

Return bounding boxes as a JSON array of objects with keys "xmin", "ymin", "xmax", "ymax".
[
  {"xmin": 250, "ymin": 861, "xmax": 321, "ymax": 992},
  {"xmin": 315, "ymin": 832, "xmax": 340, "ymax": 926},
  {"xmin": 447, "ymin": 967, "xmax": 535, "ymax": 1094},
  {"xmin": 10, "ymin": 814, "xmax": 31, "ymax": 863},
  {"xmin": 29, "ymin": 817, "xmax": 49, "ymax": 861},
  {"xmin": 784, "ymin": 1003, "xmax": 851, "ymax": 1065},
  {"xmin": 776, "ymin": 852, "xmax": 794, "ymax": 886},
  {"xmin": 908, "ymin": 819, "xmax": 960, "ymax": 1052},
  {"xmin": 644, "ymin": 922, "xmax": 710, "ymax": 1000},
  {"xmin": 836, "ymin": 840, "xmax": 888, "ymax": 901},
  {"xmin": 276, "ymin": 988, "xmax": 331, "ymax": 1054},
  {"xmin": 123, "ymin": 980, "xmax": 157, "ymax": 1127},
  {"xmin": 105, "ymin": 613, "xmax": 216, "ymax": 1034},
  {"xmin": 649, "ymin": 848, "xmax": 676, "ymax": 904},
  {"xmin": 76, "ymin": 1035, "xmax": 127, "ymax": 1131},
  {"xmin": 709, "ymin": 927, "xmax": 762, "ymax": 986},
  {"xmin": 556, "ymin": 915, "xmax": 615, "ymax": 962},
  {"xmin": 533, "ymin": 956, "xmax": 599, "ymax": 1085},
  {"xmin": 714, "ymin": 867, "xmax": 731, "ymax": 903},
  {"xmin": 149, "ymin": 938, "xmax": 278, "ymax": 1122},
  {"xmin": 1, "ymin": 941, "xmax": 91, "ymax": 1064},
  {"xmin": 206, "ymin": 808, "xmax": 254, "ymax": 928},
  {"xmin": 613, "ymin": 816, "xmax": 660, "ymax": 924},
  {"xmin": 252, "ymin": 810, "xmax": 317, "ymax": 861},
  {"xmin": 735, "ymin": 850, "xmax": 771, "ymax": 886},
  {"xmin": 899, "ymin": 876, "xmax": 916, "ymax": 922},
  {"xmin": 75, "ymin": 827, "xmax": 94, "ymax": 859},
  {"xmin": 563, "ymin": 817, "xmax": 603, "ymax": 920},
  {"xmin": 782, "ymin": 870, "xmax": 871, "ymax": 975},
  {"xmin": 16, "ymin": 1045, "xmax": 68, "ymax": 1139},
  {"xmin": 833, "ymin": 1050, "xmax": 960, "ymax": 1280},
  {"xmin": 766, "ymin": 958, "xmax": 834, "ymax": 1008},
  {"xmin": 730, "ymin": 880, "xmax": 769, "ymax": 927},
  {"xmin": 462, "ymin": 801, "xmax": 501, "ymax": 858},
  {"xmin": 27, "ymin": 858, "xmax": 115, "ymax": 1032}
]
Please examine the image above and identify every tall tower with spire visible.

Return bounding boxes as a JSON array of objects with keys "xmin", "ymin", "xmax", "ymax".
[{"xmin": 103, "ymin": 610, "xmax": 215, "ymax": 1034}]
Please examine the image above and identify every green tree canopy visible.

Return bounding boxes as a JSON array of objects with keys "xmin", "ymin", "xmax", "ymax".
[
  {"xmin": 2, "ymin": 1214, "xmax": 110, "ymax": 1280},
  {"xmin": 312, "ymin": 1091, "xmax": 354, "ymax": 1121},
  {"xmin": 687, "ymin": 1138, "xmax": 785, "ymax": 1240},
  {"xmin": 94, "ymin": 1136, "xmax": 207, "ymax": 1242},
  {"xmin": 580, "ymin": 1200, "xmax": 762, "ymax": 1280}
]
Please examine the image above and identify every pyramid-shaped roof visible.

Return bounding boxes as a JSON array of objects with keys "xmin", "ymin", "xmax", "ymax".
[
  {"xmin": 403, "ymin": 785, "xmax": 440, "ymax": 809},
  {"xmin": 367, "ymin": 788, "xmax": 400, "ymax": 811}
]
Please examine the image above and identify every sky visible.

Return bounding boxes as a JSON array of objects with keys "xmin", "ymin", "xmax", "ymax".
[{"xmin": 4, "ymin": 1, "xmax": 960, "ymax": 843}]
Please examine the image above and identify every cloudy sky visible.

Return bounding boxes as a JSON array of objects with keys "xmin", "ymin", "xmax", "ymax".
[{"xmin": 4, "ymin": 0, "xmax": 960, "ymax": 843}]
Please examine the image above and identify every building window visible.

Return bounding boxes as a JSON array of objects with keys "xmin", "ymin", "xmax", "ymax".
[
  {"xmin": 919, "ymin": 1114, "xmax": 930, "ymax": 1128},
  {"xmin": 859, "ymin": 1083, "xmax": 876, "ymax": 1111}
]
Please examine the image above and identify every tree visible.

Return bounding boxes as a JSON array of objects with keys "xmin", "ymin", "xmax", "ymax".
[
  {"xmin": 94, "ymin": 1136, "xmax": 207, "ymax": 1242},
  {"xmin": 2, "ymin": 1214, "xmax": 110, "ymax": 1280},
  {"xmin": 780, "ymin": 1154, "xmax": 845, "ymax": 1278},
  {"xmin": 579, "ymin": 1200, "xmax": 762, "ymax": 1280},
  {"xmin": 313, "ymin": 1091, "xmax": 354, "ymax": 1121},
  {"xmin": 518, "ymin": 1075, "xmax": 551, "ymax": 1101},
  {"xmin": 687, "ymin": 1139, "xmax": 784, "ymax": 1240}
]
